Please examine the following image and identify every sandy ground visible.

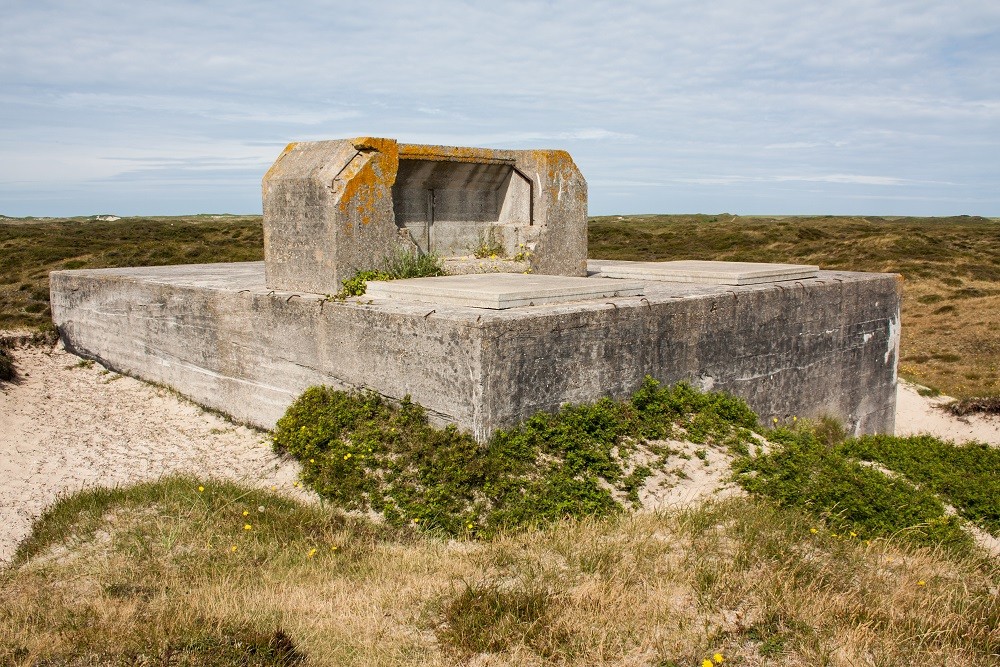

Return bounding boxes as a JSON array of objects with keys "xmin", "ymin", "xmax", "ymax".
[
  {"xmin": 1, "ymin": 342, "xmax": 998, "ymax": 564},
  {"xmin": 0, "ymin": 343, "xmax": 305, "ymax": 563}
]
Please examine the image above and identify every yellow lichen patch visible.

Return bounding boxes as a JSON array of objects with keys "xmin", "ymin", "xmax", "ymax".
[{"xmin": 337, "ymin": 140, "xmax": 399, "ymax": 233}]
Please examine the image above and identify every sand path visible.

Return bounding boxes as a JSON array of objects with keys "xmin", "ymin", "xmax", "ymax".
[{"xmin": 1, "ymin": 342, "xmax": 997, "ymax": 564}]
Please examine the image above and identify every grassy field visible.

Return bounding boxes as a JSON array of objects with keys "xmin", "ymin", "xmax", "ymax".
[
  {"xmin": 2, "ymin": 476, "xmax": 997, "ymax": 666},
  {"xmin": 0, "ymin": 215, "xmax": 263, "ymax": 330}
]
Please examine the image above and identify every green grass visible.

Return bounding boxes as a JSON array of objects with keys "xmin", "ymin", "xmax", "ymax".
[
  {"xmin": 276, "ymin": 380, "xmax": 1000, "ymax": 552},
  {"xmin": 841, "ymin": 435, "xmax": 1000, "ymax": 536},
  {"xmin": 733, "ymin": 428, "xmax": 972, "ymax": 550},
  {"xmin": 0, "ymin": 215, "xmax": 263, "ymax": 329}
]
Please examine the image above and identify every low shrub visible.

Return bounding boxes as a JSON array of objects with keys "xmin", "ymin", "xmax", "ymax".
[
  {"xmin": 733, "ymin": 428, "xmax": 975, "ymax": 550},
  {"xmin": 272, "ymin": 378, "xmax": 759, "ymax": 537},
  {"xmin": 841, "ymin": 434, "xmax": 1000, "ymax": 536}
]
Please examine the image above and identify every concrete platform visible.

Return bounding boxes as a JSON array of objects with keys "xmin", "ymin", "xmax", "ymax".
[
  {"xmin": 51, "ymin": 261, "xmax": 900, "ymax": 440},
  {"xmin": 365, "ymin": 273, "xmax": 644, "ymax": 309},
  {"xmin": 590, "ymin": 259, "xmax": 819, "ymax": 284}
]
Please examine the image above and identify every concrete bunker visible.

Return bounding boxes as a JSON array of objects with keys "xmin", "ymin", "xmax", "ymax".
[{"xmin": 50, "ymin": 137, "xmax": 901, "ymax": 440}]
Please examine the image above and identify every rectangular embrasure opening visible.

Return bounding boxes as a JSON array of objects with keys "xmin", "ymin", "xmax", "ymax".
[{"xmin": 392, "ymin": 159, "xmax": 531, "ymax": 257}]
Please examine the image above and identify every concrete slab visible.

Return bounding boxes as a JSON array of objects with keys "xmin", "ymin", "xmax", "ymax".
[
  {"xmin": 364, "ymin": 273, "xmax": 644, "ymax": 309},
  {"xmin": 590, "ymin": 259, "xmax": 819, "ymax": 285}
]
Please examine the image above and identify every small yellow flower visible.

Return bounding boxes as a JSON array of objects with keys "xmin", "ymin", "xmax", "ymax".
[
  {"xmin": 918, "ymin": 580, "xmax": 926, "ymax": 586},
  {"xmin": 850, "ymin": 531, "xmax": 857, "ymax": 538},
  {"xmin": 772, "ymin": 417, "xmax": 779, "ymax": 423},
  {"xmin": 230, "ymin": 545, "xmax": 237, "ymax": 552},
  {"xmin": 714, "ymin": 654, "xmax": 725, "ymax": 664},
  {"xmin": 310, "ymin": 458, "xmax": 315, "ymax": 463},
  {"xmin": 307, "ymin": 548, "xmax": 317, "ymax": 559},
  {"xmin": 331, "ymin": 545, "xmax": 339, "ymax": 552},
  {"xmin": 244, "ymin": 524, "xmax": 252, "ymax": 531},
  {"xmin": 702, "ymin": 660, "xmax": 714, "ymax": 667},
  {"xmin": 467, "ymin": 523, "xmax": 474, "ymax": 530},
  {"xmin": 198, "ymin": 486, "xmax": 204, "ymax": 493},
  {"xmin": 344, "ymin": 453, "xmax": 352, "ymax": 460},
  {"xmin": 243, "ymin": 510, "xmax": 249, "ymax": 516},
  {"xmin": 792, "ymin": 416, "xmax": 797, "ymax": 422},
  {"xmin": 412, "ymin": 517, "xmax": 420, "ymax": 523},
  {"xmin": 810, "ymin": 528, "xmax": 818, "ymax": 534},
  {"xmin": 270, "ymin": 486, "xmax": 277, "ymax": 491}
]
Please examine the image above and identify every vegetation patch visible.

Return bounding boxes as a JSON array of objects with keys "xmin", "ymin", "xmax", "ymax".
[
  {"xmin": 4, "ymin": 480, "xmax": 998, "ymax": 664},
  {"xmin": 733, "ymin": 422, "xmax": 1000, "ymax": 550},
  {"xmin": 438, "ymin": 580, "xmax": 555, "ymax": 655},
  {"xmin": 272, "ymin": 378, "xmax": 759, "ymax": 537},
  {"xmin": 472, "ymin": 226, "xmax": 505, "ymax": 259},
  {"xmin": 334, "ymin": 249, "xmax": 446, "ymax": 298},
  {"xmin": 841, "ymin": 434, "xmax": 1000, "ymax": 536}
]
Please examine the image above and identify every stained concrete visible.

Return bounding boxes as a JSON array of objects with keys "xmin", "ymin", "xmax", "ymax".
[
  {"xmin": 590, "ymin": 259, "xmax": 819, "ymax": 284},
  {"xmin": 51, "ymin": 261, "xmax": 900, "ymax": 441},
  {"xmin": 365, "ymin": 274, "xmax": 644, "ymax": 309}
]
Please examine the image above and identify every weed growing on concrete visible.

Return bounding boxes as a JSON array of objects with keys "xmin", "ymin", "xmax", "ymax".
[
  {"xmin": 472, "ymin": 226, "xmax": 505, "ymax": 259},
  {"xmin": 273, "ymin": 378, "xmax": 759, "ymax": 536},
  {"xmin": 334, "ymin": 249, "xmax": 446, "ymax": 299}
]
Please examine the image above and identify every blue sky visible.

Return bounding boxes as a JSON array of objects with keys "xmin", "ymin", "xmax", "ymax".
[{"xmin": 2, "ymin": 1, "xmax": 998, "ymax": 217}]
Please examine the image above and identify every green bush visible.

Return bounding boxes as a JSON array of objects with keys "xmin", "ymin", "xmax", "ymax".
[
  {"xmin": 840, "ymin": 434, "xmax": 1000, "ymax": 536},
  {"xmin": 733, "ymin": 429, "xmax": 973, "ymax": 550},
  {"xmin": 273, "ymin": 378, "xmax": 759, "ymax": 537}
]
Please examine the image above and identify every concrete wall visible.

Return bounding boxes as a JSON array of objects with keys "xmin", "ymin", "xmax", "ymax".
[{"xmin": 51, "ymin": 263, "xmax": 899, "ymax": 440}]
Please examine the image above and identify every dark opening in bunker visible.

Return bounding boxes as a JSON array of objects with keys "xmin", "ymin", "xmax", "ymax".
[{"xmin": 392, "ymin": 158, "xmax": 532, "ymax": 256}]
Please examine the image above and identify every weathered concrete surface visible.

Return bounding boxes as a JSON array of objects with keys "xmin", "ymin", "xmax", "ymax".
[
  {"xmin": 262, "ymin": 138, "xmax": 587, "ymax": 293},
  {"xmin": 51, "ymin": 262, "xmax": 900, "ymax": 440},
  {"xmin": 590, "ymin": 259, "xmax": 819, "ymax": 284},
  {"xmin": 365, "ymin": 274, "xmax": 644, "ymax": 309}
]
